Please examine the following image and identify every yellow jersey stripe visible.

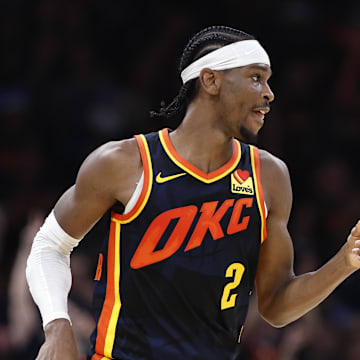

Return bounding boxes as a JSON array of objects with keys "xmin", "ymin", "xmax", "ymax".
[
  {"xmin": 250, "ymin": 146, "xmax": 266, "ymax": 243},
  {"xmin": 103, "ymin": 219, "xmax": 122, "ymax": 357}
]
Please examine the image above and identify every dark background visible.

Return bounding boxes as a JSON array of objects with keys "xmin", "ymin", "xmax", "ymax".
[{"xmin": 0, "ymin": 1, "xmax": 359, "ymax": 359}]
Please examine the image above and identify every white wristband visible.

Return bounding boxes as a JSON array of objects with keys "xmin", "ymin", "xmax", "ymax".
[{"xmin": 25, "ymin": 211, "xmax": 83, "ymax": 328}]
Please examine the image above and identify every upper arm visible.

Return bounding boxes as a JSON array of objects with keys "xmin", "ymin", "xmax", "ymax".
[
  {"xmin": 256, "ymin": 150, "xmax": 295, "ymax": 315},
  {"xmin": 54, "ymin": 138, "xmax": 142, "ymax": 239}
]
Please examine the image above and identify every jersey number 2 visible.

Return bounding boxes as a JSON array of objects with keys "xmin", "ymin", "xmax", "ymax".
[{"xmin": 221, "ymin": 263, "xmax": 245, "ymax": 310}]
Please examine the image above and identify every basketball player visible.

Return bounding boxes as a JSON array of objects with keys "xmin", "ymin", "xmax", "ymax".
[{"xmin": 26, "ymin": 26, "xmax": 360, "ymax": 360}]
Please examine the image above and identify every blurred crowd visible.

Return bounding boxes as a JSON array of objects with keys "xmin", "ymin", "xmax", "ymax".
[{"xmin": 0, "ymin": 0, "xmax": 359, "ymax": 359}]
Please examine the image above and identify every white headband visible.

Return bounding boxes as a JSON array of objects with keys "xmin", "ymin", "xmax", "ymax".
[{"xmin": 180, "ymin": 40, "xmax": 270, "ymax": 84}]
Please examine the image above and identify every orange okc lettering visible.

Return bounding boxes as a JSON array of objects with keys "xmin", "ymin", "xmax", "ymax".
[
  {"xmin": 185, "ymin": 199, "xmax": 235, "ymax": 251},
  {"xmin": 227, "ymin": 198, "xmax": 253, "ymax": 234},
  {"xmin": 130, "ymin": 198, "xmax": 254, "ymax": 269},
  {"xmin": 130, "ymin": 206, "xmax": 197, "ymax": 269}
]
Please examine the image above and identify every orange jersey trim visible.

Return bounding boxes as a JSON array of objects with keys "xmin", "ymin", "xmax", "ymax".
[
  {"xmin": 159, "ymin": 128, "xmax": 241, "ymax": 184},
  {"xmin": 250, "ymin": 146, "xmax": 267, "ymax": 243},
  {"xmin": 93, "ymin": 135, "xmax": 152, "ymax": 357},
  {"xmin": 112, "ymin": 134, "xmax": 153, "ymax": 224},
  {"xmin": 94, "ymin": 218, "xmax": 122, "ymax": 359},
  {"xmin": 94, "ymin": 253, "xmax": 103, "ymax": 281},
  {"xmin": 91, "ymin": 354, "xmax": 111, "ymax": 360}
]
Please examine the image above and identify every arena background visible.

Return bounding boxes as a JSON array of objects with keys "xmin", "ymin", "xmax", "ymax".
[{"xmin": 0, "ymin": 1, "xmax": 359, "ymax": 359}]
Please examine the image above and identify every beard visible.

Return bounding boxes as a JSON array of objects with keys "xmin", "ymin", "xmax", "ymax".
[{"xmin": 238, "ymin": 125, "xmax": 259, "ymax": 145}]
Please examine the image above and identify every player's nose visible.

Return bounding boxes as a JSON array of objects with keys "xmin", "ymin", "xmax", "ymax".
[{"xmin": 263, "ymin": 83, "xmax": 275, "ymax": 103}]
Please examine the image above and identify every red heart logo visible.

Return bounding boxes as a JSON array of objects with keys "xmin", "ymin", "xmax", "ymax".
[{"xmin": 234, "ymin": 169, "xmax": 250, "ymax": 184}]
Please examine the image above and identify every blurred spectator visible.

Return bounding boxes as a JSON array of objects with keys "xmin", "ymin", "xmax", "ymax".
[
  {"xmin": 7, "ymin": 212, "xmax": 95, "ymax": 359},
  {"xmin": 8, "ymin": 212, "xmax": 43, "ymax": 359}
]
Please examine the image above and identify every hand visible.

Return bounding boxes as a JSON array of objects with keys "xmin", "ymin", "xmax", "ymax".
[
  {"xmin": 36, "ymin": 319, "xmax": 79, "ymax": 360},
  {"xmin": 345, "ymin": 221, "xmax": 360, "ymax": 269}
]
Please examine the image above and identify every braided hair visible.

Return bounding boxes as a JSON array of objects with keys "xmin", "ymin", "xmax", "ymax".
[{"xmin": 151, "ymin": 26, "xmax": 255, "ymax": 121}]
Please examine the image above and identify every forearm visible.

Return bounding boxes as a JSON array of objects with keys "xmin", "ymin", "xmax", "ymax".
[
  {"xmin": 36, "ymin": 319, "xmax": 79, "ymax": 360},
  {"xmin": 261, "ymin": 244, "xmax": 357, "ymax": 327},
  {"xmin": 26, "ymin": 211, "xmax": 82, "ymax": 327}
]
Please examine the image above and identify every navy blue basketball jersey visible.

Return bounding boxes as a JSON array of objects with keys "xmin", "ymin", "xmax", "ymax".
[{"xmin": 88, "ymin": 128, "xmax": 267, "ymax": 360}]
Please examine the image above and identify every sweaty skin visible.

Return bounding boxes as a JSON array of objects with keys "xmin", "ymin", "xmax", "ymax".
[{"xmin": 35, "ymin": 65, "xmax": 360, "ymax": 359}]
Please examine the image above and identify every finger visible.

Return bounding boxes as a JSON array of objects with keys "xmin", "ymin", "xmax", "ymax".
[
  {"xmin": 350, "ymin": 252, "xmax": 360, "ymax": 266},
  {"xmin": 351, "ymin": 221, "xmax": 360, "ymax": 237}
]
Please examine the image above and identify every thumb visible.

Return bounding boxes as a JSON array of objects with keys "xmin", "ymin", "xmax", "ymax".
[{"xmin": 350, "ymin": 221, "xmax": 360, "ymax": 238}]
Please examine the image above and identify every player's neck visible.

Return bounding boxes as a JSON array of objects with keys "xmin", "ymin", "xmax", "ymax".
[{"xmin": 169, "ymin": 105, "xmax": 234, "ymax": 174}]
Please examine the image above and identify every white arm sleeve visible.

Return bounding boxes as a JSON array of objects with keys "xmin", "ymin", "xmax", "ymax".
[{"xmin": 25, "ymin": 210, "xmax": 83, "ymax": 328}]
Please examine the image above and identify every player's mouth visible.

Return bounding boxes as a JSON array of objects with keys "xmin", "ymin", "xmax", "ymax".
[{"xmin": 252, "ymin": 107, "xmax": 270, "ymax": 121}]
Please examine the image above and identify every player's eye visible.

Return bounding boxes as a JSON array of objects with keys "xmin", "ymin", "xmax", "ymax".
[{"xmin": 251, "ymin": 74, "xmax": 261, "ymax": 82}]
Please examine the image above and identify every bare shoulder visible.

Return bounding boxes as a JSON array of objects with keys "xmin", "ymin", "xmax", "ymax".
[
  {"xmin": 258, "ymin": 148, "xmax": 292, "ymax": 214},
  {"xmin": 258, "ymin": 148, "xmax": 289, "ymax": 179},
  {"xmin": 54, "ymin": 136, "xmax": 144, "ymax": 237},
  {"xmin": 79, "ymin": 137, "xmax": 142, "ymax": 182},
  {"xmin": 53, "ymin": 137, "xmax": 143, "ymax": 237},
  {"xmin": 74, "ymin": 137, "xmax": 143, "ymax": 206},
  {"xmin": 83, "ymin": 137, "xmax": 141, "ymax": 173}
]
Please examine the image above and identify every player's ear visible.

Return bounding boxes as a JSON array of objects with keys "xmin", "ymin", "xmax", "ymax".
[{"xmin": 198, "ymin": 68, "xmax": 222, "ymax": 96}]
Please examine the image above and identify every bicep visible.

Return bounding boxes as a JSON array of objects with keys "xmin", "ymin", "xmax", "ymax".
[
  {"xmin": 54, "ymin": 146, "xmax": 123, "ymax": 238},
  {"xmin": 53, "ymin": 139, "xmax": 142, "ymax": 238},
  {"xmin": 256, "ymin": 153, "xmax": 295, "ymax": 312},
  {"xmin": 54, "ymin": 184, "xmax": 114, "ymax": 239},
  {"xmin": 256, "ymin": 212, "xmax": 295, "ymax": 310}
]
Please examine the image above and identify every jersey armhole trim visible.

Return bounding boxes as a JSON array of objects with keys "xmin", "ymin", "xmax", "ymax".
[
  {"xmin": 250, "ymin": 145, "xmax": 267, "ymax": 243},
  {"xmin": 111, "ymin": 134, "xmax": 153, "ymax": 224}
]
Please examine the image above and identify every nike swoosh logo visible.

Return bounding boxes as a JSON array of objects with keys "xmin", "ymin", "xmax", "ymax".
[{"xmin": 156, "ymin": 171, "xmax": 186, "ymax": 183}]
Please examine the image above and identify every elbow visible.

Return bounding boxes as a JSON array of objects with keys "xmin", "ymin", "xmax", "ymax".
[
  {"xmin": 258, "ymin": 302, "xmax": 291, "ymax": 328},
  {"xmin": 261, "ymin": 315, "xmax": 288, "ymax": 328}
]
